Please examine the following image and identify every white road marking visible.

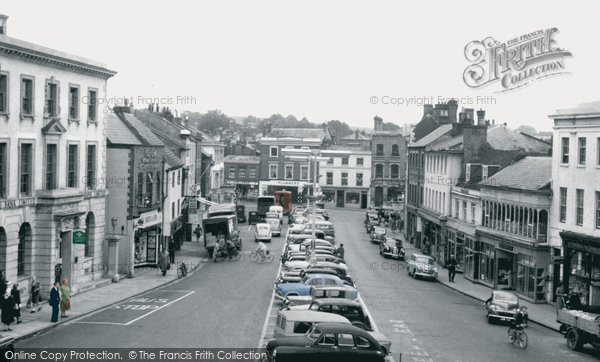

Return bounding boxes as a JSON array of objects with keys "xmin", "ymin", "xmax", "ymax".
[
  {"xmin": 74, "ymin": 321, "xmax": 128, "ymax": 325},
  {"xmin": 124, "ymin": 291, "xmax": 195, "ymax": 325}
]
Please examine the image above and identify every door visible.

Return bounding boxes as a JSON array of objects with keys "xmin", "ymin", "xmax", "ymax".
[
  {"xmin": 336, "ymin": 190, "xmax": 345, "ymax": 208},
  {"xmin": 374, "ymin": 187, "xmax": 383, "ymax": 207},
  {"xmin": 360, "ymin": 192, "xmax": 367, "ymax": 209},
  {"xmin": 60, "ymin": 231, "xmax": 72, "ymax": 286}
]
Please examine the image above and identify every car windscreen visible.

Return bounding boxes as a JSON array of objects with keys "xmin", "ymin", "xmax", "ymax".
[
  {"xmin": 415, "ymin": 257, "xmax": 434, "ymax": 264},
  {"xmin": 374, "ymin": 227, "xmax": 386, "ymax": 234},
  {"xmin": 494, "ymin": 293, "xmax": 518, "ymax": 303}
]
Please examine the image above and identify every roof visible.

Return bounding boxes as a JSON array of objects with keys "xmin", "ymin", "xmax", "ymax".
[
  {"xmin": 118, "ymin": 112, "xmax": 164, "ymax": 147},
  {"xmin": 487, "ymin": 125, "xmax": 551, "ymax": 153},
  {"xmin": 267, "ymin": 128, "xmax": 331, "ymax": 140},
  {"xmin": 553, "ymin": 100, "xmax": 600, "ymax": 115},
  {"xmin": 409, "ymin": 124, "xmax": 453, "ymax": 148},
  {"xmin": 341, "ymin": 132, "xmax": 371, "ymax": 141},
  {"xmin": 106, "ymin": 113, "xmax": 142, "ymax": 145},
  {"xmin": 277, "ymin": 310, "xmax": 350, "ymax": 323},
  {"xmin": 480, "ymin": 156, "xmax": 552, "ymax": 191},
  {"xmin": 313, "ymin": 298, "xmax": 361, "ymax": 306},
  {"xmin": 426, "ymin": 135, "xmax": 463, "ymax": 151},
  {"xmin": 223, "ymin": 155, "xmax": 260, "ymax": 164},
  {"xmin": 164, "ymin": 147, "xmax": 183, "ymax": 169}
]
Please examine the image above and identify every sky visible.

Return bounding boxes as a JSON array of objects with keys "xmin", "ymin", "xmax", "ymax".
[{"xmin": 2, "ymin": 0, "xmax": 599, "ymax": 132}]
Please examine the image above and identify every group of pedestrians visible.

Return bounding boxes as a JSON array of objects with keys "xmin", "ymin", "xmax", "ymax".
[
  {"xmin": 0, "ymin": 272, "xmax": 23, "ymax": 331},
  {"xmin": 49, "ymin": 278, "xmax": 71, "ymax": 323}
]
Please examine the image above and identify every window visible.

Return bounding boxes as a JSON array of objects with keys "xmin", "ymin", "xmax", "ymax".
[
  {"xmin": 67, "ymin": 144, "xmax": 78, "ymax": 187},
  {"xmin": 178, "ymin": 199, "xmax": 180, "ymax": 215},
  {"xmin": 293, "ymin": 322, "xmax": 312, "ymax": 334},
  {"xmin": 391, "ymin": 164, "xmax": 399, "ymax": 178},
  {"xmin": 285, "ymin": 164, "xmax": 293, "ymax": 180},
  {"xmin": 455, "ymin": 200, "xmax": 459, "ymax": 218},
  {"xmin": 482, "ymin": 165, "xmax": 488, "ymax": 181},
  {"xmin": 239, "ymin": 166, "xmax": 246, "ymax": 178},
  {"xmin": 326, "ymin": 172, "xmax": 333, "ymax": 185},
  {"xmin": 376, "ymin": 144, "xmax": 384, "ymax": 156},
  {"xmin": 45, "ymin": 80, "xmax": 59, "ymax": 117},
  {"xmin": 327, "ymin": 157, "xmax": 333, "ymax": 165},
  {"xmin": 598, "ymin": 138, "xmax": 600, "ymax": 166},
  {"xmin": 269, "ymin": 164, "xmax": 278, "ymax": 179},
  {"xmin": 19, "ymin": 143, "xmax": 32, "ymax": 195},
  {"xmin": 596, "ymin": 191, "xmax": 600, "ymax": 229},
  {"xmin": 0, "ymin": 73, "xmax": 7, "ymax": 113},
  {"xmin": 300, "ymin": 165, "xmax": 308, "ymax": 181},
  {"xmin": 440, "ymin": 109, "xmax": 449, "ymax": 117},
  {"xmin": 229, "ymin": 167, "xmax": 236, "ymax": 179},
  {"xmin": 88, "ymin": 88, "xmax": 97, "ymax": 122},
  {"xmin": 375, "ymin": 164, "xmax": 383, "ymax": 178},
  {"xmin": 17, "ymin": 233, "xmax": 25, "ymax": 276},
  {"xmin": 355, "ymin": 336, "xmax": 371, "ymax": 348},
  {"xmin": 576, "ymin": 189, "xmax": 584, "ymax": 226},
  {"xmin": 462, "ymin": 201, "xmax": 467, "ymax": 221},
  {"xmin": 270, "ymin": 146, "xmax": 278, "ymax": 158},
  {"xmin": 171, "ymin": 170, "xmax": 175, "ymax": 187},
  {"xmin": 357, "ymin": 158, "xmax": 363, "ymax": 166},
  {"xmin": 0, "ymin": 143, "xmax": 6, "ymax": 198},
  {"xmin": 392, "ymin": 144, "xmax": 399, "ymax": 156},
  {"xmin": 579, "ymin": 137, "xmax": 586, "ymax": 165},
  {"xmin": 341, "ymin": 173, "xmax": 348, "ymax": 186},
  {"xmin": 356, "ymin": 173, "xmax": 363, "ymax": 186},
  {"xmin": 45, "ymin": 144, "xmax": 57, "ymax": 190},
  {"xmin": 156, "ymin": 172, "xmax": 161, "ymax": 200},
  {"xmin": 177, "ymin": 170, "xmax": 181, "ymax": 185},
  {"xmin": 471, "ymin": 203, "xmax": 476, "ymax": 223},
  {"xmin": 86, "ymin": 144, "xmax": 97, "ymax": 189},
  {"xmin": 317, "ymin": 333, "xmax": 335, "ymax": 346},
  {"xmin": 338, "ymin": 333, "xmax": 355, "ymax": 347},
  {"xmin": 137, "ymin": 173, "xmax": 144, "ymax": 206},
  {"xmin": 559, "ymin": 187, "xmax": 567, "ymax": 223},
  {"xmin": 146, "ymin": 173, "xmax": 153, "ymax": 204},
  {"xmin": 171, "ymin": 202, "xmax": 175, "ymax": 218},
  {"xmin": 21, "ymin": 76, "xmax": 34, "ymax": 115},
  {"xmin": 69, "ymin": 85, "xmax": 79, "ymax": 120},
  {"xmin": 342, "ymin": 157, "xmax": 348, "ymax": 165},
  {"xmin": 561, "ymin": 137, "xmax": 569, "ymax": 164},
  {"xmin": 249, "ymin": 167, "xmax": 256, "ymax": 178},
  {"xmin": 465, "ymin": 164, "xmax": 471, "ymax": 182}
]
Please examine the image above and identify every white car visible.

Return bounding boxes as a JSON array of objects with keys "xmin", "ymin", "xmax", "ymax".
[
  {"xmin": 269, "ymin": 205, "xmax": 284, "ymax": 224},
  {"xmin": 266, "ymin": 218, "xmax": 281, "ymax": 236},
  {"xmin": 254, "ymin": 223, "xmax": 272, "ymax": 243}
]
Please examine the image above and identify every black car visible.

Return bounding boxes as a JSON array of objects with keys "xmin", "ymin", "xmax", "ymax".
[
  {"xmin": 370, "ymin": 227, "xmax": 387, "ymax": 244},
  {"xmin": 248, "ymin": 211, "xmax": 260, "ymax": 225},
  {"xmin": 266, "ymin": 322, "xmax": 387, "ymax": 362},
  {"xmin": 379, "ymin": 237, "xmax": 405, "ymax": 260},
  {"xmin": 236, "ymin": 205, "xmax": 246, "ymax": 223}
]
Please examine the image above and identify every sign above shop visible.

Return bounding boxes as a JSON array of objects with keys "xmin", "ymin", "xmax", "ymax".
[
  {"xmin": 134, "ymin": 210, "xmax": 162, "ymax": 229},
  {"xmin": 72, "ymin": 230, "xmax": 87, "ymax": 244},
  {"xmin": 226, "ymin": 180, "xmax": 258, "ymax": 186},
  {"xmin": 0, "ymin": 197, "xmax": 35, "ymax": 210}
]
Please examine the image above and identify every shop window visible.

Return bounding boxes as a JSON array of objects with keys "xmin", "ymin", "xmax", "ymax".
[
  {"xmin": 341, "ymin": 173, "xmax": 348, "ymax": 186},
  {"xmin": 345, "ymin": 192, "xmax": 360, "ymax": 205},
  {"xmin": 560, "ymin": 187, "xmax": 567, "ymax": 223},
  {"xmin": 561, "ymin": 137, "xmax": 569, "ymax": 164}
]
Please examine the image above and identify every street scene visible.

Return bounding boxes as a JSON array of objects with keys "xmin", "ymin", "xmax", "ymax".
[{"xmin": 1, "ymin": 1, "xmax": 600, "ymax": 361}]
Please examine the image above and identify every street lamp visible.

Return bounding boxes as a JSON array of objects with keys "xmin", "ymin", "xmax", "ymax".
[{"xmin": 111, "ymin": 216, "xmax": 118, "ymax": 235}]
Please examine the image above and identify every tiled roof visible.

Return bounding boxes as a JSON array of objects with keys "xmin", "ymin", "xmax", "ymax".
[
  {"xmin": 409, "ymin": 124, "xmax": 453, "ymax": 148},
  {"xmin": 487, "ymin": 125, "xmax": 550, "ymax": 153},
  {"xmin": 267, "ymin": 128, "xmax": 330, "ymax": 140},
  {"xmin": 119, "ymin": 113, "xmax": 164, "ymax": 147},
  {"xmin": 106, "ymin": 112, "xmax": 143, "ymax": 145},
  {"xmin": 342, "ymin": 132, "xmax": 371, "ymax": 140},
  {"xmin": 480, "ymin": 156, "xmax": 552, "ymax": 191},
  {"xmin": 223, "ymin": 155, "xmax": 261, "ymax": 164},
  {"xmin": 426, "ymin": 135, "xmax": 462, "ymax": 151},
  {"xmin": 164, "ymin": 147, "xmax": 183, "ymax": 168}
]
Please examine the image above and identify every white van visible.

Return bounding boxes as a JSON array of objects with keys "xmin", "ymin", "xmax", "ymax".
[
  {"xmin": 269, "ymin": 205, "xmax": 284, "ymax": 224},
  {"xmin": 266, "ymin": 217, "xmax": 282, "ymax": 236},
  {"xmin": 273, "ymin": 310, "xmax": 351, "ymax": 337}
]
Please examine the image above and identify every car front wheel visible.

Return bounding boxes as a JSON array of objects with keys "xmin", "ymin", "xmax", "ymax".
[{"xmin": 487, "ymin": 314, "xmax": 493, "ymax": 324}]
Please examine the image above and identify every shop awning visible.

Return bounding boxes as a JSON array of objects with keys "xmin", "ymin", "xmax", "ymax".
[{"xmin": 560, "ymin": 231, "xmax": 600, "ymax": 254}]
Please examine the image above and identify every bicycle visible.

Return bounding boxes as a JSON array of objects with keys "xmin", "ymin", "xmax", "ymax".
[
  {"xmin": 250, "ymin": 251, "xmax": 274, "ymax": 263},
  {"xmin": 177, "ymin": 262, "xmax": 188, "ymax": 278},
  {"xmin": 507, "ymin": 325, "xmax": 528, "ymax": 349}
]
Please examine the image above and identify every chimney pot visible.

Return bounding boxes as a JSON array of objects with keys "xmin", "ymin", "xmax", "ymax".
[
  {"xmin": 0, "ymin": 15, "xmax": 8, "ymax": 35},
  {"xmin": 374, "ymin": 116, "xmax": 383, "ymax": 132},
  {"xmin": 476, "ymin": 109, "xmax": 486, "ymax": 125},
  {"xmin": 423, "ymin": 104, "xmax": 433, "ymax": 117}
]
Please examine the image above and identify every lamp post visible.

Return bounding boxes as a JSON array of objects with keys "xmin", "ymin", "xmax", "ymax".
[{"xmin": 107, "ymin": 216, "xmax": 121, "ymax": 282}]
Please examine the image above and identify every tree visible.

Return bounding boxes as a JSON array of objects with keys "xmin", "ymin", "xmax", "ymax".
[
  {"xmin": 382, "ymin": 122, "xmax": 401, "ymax": 131},
  {"xmin": 326, "ymin": 120, "xmax": 353, "ymax": 138},
  {"xmin": 195, "ymin": 110, "xmax": 233, "ymax": 133}
]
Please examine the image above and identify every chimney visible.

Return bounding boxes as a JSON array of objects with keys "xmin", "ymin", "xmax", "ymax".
[
  {"xmin": 423, "ymin": 104, "xmax": 433, "ymax": 117},
  {"xmin": 374, "ymin": 116, "xmax": 383, "ymax": 132},
  {"xmin": 448, "ymin": 99, "xmax": 458, "ymax": 123},
  {"xmin": 0, "ymin": 15, "xmax": 8, "ymax": 35},
  {"xmin": 129, "ymin": 100, "xmax": 134, "ymax": 114},
  {"xmin": 462, "ymin": 108, "xmax": 474, "ymax": 125},
  {"xmin": 355, "ymin": 129, "xmax": 359, "ymax": 139},
  {"xmin": 463, "ymin": 125, "xmax": 488, "ymax": 163},
  {"xmin": 458, "ymin": 111, "xmax": 466, "ymax": 123},
  {"xmin": 476, "ymin": 109, "xmax": 486, "ymax": 126}
]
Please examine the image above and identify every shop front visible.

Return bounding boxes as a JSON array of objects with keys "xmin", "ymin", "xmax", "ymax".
[
  {"xmin": 445, "ymin": 230, "xmax": 464, "ymax": 273},
  {"xmin": 560, "ymin": 231, "xmax": 600, "ymax": 312},
  {"xmin": 133, "ymin": 210, "xmax": 162, "ymax": 266},
  {"xmin": 171, "ymin": 216, "xmax": 184, "ymax": 248},
  {"xmin": 478, "ymin": 230, "xmax": 550, "ymax": 303},
  {"xmin": 320, "ymin": 187, "xmax": 368, "ymax": 209},
  {"xmin": 405, "ymin": 205, "xmax": 420, "ymax": 246},
  {"xmin": 417, "ymin": 209, "xmax": 446, "ymax": 261}
]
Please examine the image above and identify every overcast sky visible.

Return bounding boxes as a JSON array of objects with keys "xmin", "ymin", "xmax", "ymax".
[{"xmin": 3, "ymin": 0, "xmax": 598, "ymax": 131}]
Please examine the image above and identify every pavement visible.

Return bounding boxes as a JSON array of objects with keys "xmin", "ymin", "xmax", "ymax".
[
  {"xmin": 4, "ymin": 241, "xmax": 206, "ymax": 343},
  {"xmin": 384, "ymin": 226, "xmax": 561, "ymax": 332}
]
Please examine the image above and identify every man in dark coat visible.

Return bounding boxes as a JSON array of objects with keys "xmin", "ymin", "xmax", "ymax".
[
  {"xmin": 447, "ymin": 254, "xmax": 457, "ymax": 282},
  {"xmin": 49, "ymin": 282, "xmax": 60, "ymax": 323},
  {"xmin": 168, "ymin": 241, "xmax": 176, "ymax": 264}
]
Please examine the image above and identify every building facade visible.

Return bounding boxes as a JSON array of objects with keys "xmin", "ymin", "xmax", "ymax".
[
  {"xmin": 224, "ymin": 155, "xmax": 260, "ymax": 198},
  {"xmin": 0, "ymin": 24, "xmax": 116, "ymax": 296},
  {"xmin": 319, "ymin": 148, "xmax": 371, "ymax": 209},
  {"xmin": 549, "ymin": 102, "xmax": 600, "ymax": 309},
  {"xmin": 370, "ymin": 117, "xmax": 407, "ymax": 207}
]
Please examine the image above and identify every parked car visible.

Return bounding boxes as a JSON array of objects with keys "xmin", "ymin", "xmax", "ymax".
[
  {"xmin": 254, "ymin": 223, "xmax": 272, "ymax": 243},
  {"xmin": 308, "ymin": 254, "xmax": 346, "ymax": 264},
  {"xmin": 284, "ymin": 286, "xmax": 356, "ymax": 307},
  {"xmin": 379, "ymin": 237, "xmax": 405, "ymax": 259},
  {"xmin": 299, "ymin": 267, "xmax": 355, "ymax": 287},
  {"xmin": 290, "ymin": 298, "xmax": 392, "ymax": 354},
  {"xmin": 407, "ymin": 254, "xmax": 438, "ymax": 280},
  {"xmin": 275, "ymin": 274, "xmax": 358, "ymax": 300},
  {"xmin": 266, "ymin": 217, "xmax": 282, "ymax": 236},
  {"xmin": 248, "ymin": 211, "xmax": 260, "ymax": 225},
  {"xmin": 235, "ymin": 204, "xmax": 246, "ymax": 223},
  {"xmin": 273, "ymin": 310, "xmax": 351, "ymax": 338},
  {"xmin": 266, "ymin": 322, "xmax": 389, "ymax": 362},
  {"xmin": 485, "ymin": 290, "xmax": 528, "ymax": 324},
  {"xmin": 365, "ymin": 218, "xmax": 379, "ymax": 234},
  {"xmin": 370, "ymin": 227, "xmax": 387, "ymax": 244},
  {"xmin": 313, "ymin": 220, "xmax": 335, "ymax": 237}
]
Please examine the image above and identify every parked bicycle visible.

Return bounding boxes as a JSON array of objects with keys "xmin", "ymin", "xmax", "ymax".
[
  {"xmin": 250, "ymin": 251, "xmax": 274, "ymax": 263},
  {"xmin": 177, "ymin": 262, "xmax": 188, "ymax": 278}
]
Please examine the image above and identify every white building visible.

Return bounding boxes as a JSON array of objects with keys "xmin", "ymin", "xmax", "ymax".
[
  {"xmin": 549, "ymin": 101, "xmax": 600, "ymax": 308},
  {"xmin": 0, "ymin": 15, "xmax": 116, "ymax": 295},
  {"xmin": 319, "ymin": 148, "xmax": 371, "ymax": 209}
]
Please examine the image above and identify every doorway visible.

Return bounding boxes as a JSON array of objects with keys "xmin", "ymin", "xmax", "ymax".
[
  {"xmin": 361, "ymin": 192, "xmax": 368, "ymax": 209},
  {"xmin": 374, "ymin": 187, "xmax": 383, "ymax": 207},
  {"xmin": 60, "ymin": 231, "xmax": 72, "ymax": 286},
  {"xmin": 336, "ymin": 190, "xmax": 345, "ymax": 208}
]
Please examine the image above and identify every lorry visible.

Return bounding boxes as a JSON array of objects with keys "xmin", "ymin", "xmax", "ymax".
[
  {"xmin": 275, "ymin": 190, "xmax": 293, "ymax": 215},
  {"xmin": 557, "ymin": 308, "xmax": 600, "ymax": 351},
  {"xmin": 257, "ymin": 196, "xmax": 276, "ymax": 220},
  {"xmin": 202, "ymin": 214, "xmax": 242, "ymax": 250}
]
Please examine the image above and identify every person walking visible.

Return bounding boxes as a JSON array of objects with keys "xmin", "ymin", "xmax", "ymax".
[
  {"xmin": 337, "ymin": 244, "xmax": 345, "ymax": 259},
  {"xmin": 0, "ymin": 271, "xmax": 7, "ymax": 298},
  {"xmin": 11, "ymin": 284, "xmax": 21, "ymax": 324},
  {"xmin": 168, "ymin": 240, "xmax": 176, "ymax": 264},
  {"xmin": 205, "ymin": 232, "xmax": 218, "ymax": 263},
  {"xmin": 1, "ymin": 284, "xmax": 15, "ymax": 331},
  {"xmin": 29, "ymin": 277, "xmax": 41, "ymax": 313},
  {"xmin": 59, "ymin": 278, "xmax": 70, "ymax": 318},
  {"xmin": 49, "ymin": 281, "xmax": 60, "ymax": 323},
  {"xmin": 159, "ymin": 249, "xmax": 170, "ymax": 276},
  {"xmin": 447, "ymin": 254, "xmax": 457, "ymax": 283}
]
